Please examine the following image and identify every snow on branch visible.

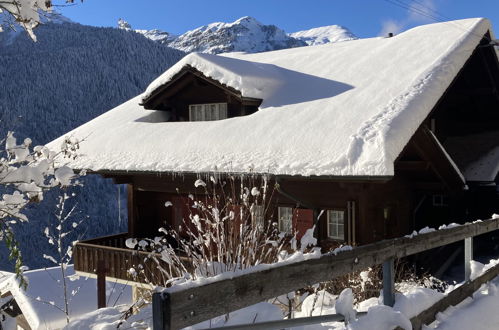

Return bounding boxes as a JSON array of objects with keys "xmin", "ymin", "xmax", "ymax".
[
  {"xmin": 0, "ymin": 0, "xmax": 75, "ymax": 41},
  {"xmin": 0, "ymin": 131, "xmax": 80, "ymax": 287}
]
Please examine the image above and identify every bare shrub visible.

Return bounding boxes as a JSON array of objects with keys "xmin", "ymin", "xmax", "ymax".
[{"xmin": 125, "ymin": 175, "xmax": 316, "ymax": 287}]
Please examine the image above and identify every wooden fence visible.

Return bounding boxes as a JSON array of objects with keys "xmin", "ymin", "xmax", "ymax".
[{"xmin": 153, "ymin": 217, "xmax": 499, "ymax": 330}]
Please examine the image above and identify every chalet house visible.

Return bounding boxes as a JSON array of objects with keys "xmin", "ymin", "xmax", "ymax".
[{"xmin": 48, "ymin": 18, "xmax": 499, "ymax": 286}]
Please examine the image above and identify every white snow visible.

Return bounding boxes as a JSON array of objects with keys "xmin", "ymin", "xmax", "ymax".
[
  {"xmin": 335, "ymin": 288, "xmax": 356, "ymax": 323},
  {"xmin": 289, "ymin": 25, "xmax": 357, "ymax": 45},
  {"xmin": 0, "ymin": 265, "xmax": 131, "ymax": 330},
  {"xmin": 47, "ymin": 18, "xmax": 492, "ymax": 178},
  {"xmin": 165, "ymin": 248, "xmax": 322, "ymax": 293},
  {"xmin": 429, "ymin": 259, "xmax": 499, "ymax": 329}
]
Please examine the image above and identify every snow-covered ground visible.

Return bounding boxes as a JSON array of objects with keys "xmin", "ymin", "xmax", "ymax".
[{"xmin": 0, "ymin": 266, "xmax": 131, "ymax": 330}]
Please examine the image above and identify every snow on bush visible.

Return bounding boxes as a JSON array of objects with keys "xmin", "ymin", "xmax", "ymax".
[{"xmin": 125, "ymin": 175, "xmax": 319, "ymax": 287}]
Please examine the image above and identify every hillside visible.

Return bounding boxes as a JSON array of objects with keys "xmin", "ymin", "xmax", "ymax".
[{"xmin": 0, "ymin": 22, "xmax": 185, "ymax": 270}]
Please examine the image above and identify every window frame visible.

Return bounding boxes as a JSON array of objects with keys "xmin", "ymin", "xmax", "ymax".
[
  {"xmin": 250, "ymin": 204, "xmax": 265, "ymax": 229},
  {"xmin": 278, "ymin": 206, "xmax": 293, "ymax": 234},
  {"xmin": 188, "ymin": 103, "xmax": 228, "ymax": 121},
  {"xmin": 327, "ymin": 209, "xmax": 345, "ymax": 241}
]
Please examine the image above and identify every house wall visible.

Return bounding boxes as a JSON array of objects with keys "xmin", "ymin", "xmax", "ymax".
[{"xmin": 125, "ymin": 174, "xmax": 415, "ymax": 248}]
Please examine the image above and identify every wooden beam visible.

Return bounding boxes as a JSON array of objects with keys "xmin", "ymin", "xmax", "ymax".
[
  {"xmin": 127, "ymin": 184, "xmax": 136, "ymax": 237},
  {"xmin": 410, "ymin": 261, "xmax": 499, "ymax": 329},
  {"xmin": 412, "ymin": 127, "xmax": 465, "ymax": 191}
]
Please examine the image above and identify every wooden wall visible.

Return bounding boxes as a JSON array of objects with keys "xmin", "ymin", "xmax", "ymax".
[{"xmin": 121, "ymin": 173, "xmax": 419, "ymax": 247}]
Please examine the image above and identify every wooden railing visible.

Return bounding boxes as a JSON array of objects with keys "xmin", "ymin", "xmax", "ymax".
[
  {"xmin": 73, "ymin": 233, "xmax": 185, "ymax": 284},
  {"xmin": 152, "ymin": 217, "xmax": 499, "ymax": 330}
]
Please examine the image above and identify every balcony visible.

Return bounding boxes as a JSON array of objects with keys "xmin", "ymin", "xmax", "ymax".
[{"xmin": 73, "ymin": 233, "xmax": 188, "ymax": 285}]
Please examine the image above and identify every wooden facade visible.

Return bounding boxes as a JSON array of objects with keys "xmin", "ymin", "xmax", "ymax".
[{"xmin": 73, "ymin": 35, "xmax": 499, "ymax": 284}]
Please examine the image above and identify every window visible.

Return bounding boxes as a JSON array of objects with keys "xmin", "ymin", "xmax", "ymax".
[
  {"xmin": 189, "ymin": 103, "xmax": 227, "ymax": 121},
  {"xmin": 250, "ymin": 205, "xmax": 265, "ymax": 228},
  {"xmin": 432, "ymin": 194, "xmax": 448, "ymax": 207},
  {"xmin": 327, "ymin": 210, "xmax": 345, "ymax": 240},
  {"xmin": 278, "ymin": 207, "xmax": 293, "ymax": 234}
]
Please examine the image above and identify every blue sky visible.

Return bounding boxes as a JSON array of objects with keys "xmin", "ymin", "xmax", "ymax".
[{"xmin": 58, "ymin": 0, "xmax": 499, "ymax": 38}]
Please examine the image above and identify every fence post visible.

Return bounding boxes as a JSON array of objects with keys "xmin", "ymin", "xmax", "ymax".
[
  {"xmin": 153, "ymin": 292, "xmax": 171, "ymax": 330},
  {"xmin": 96, "ymin": 260, "xmax": 107, "ymax": 308},
  {"xmin": 464, "ymin": 237, "xmax": 473, "ymax": 281},
  {"xmin": 383, "ymin": 258, "xmax": 395, "ymax": 307}
]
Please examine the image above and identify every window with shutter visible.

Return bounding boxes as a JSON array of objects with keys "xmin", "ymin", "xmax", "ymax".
[{"xmin": 189, "ymin": 103, "xmax": 228, "ymax": 121}]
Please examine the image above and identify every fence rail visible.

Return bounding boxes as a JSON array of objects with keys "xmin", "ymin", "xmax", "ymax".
[{"xmin": 153, "ymin": 217, "xmax": 499, "ymax": 330}]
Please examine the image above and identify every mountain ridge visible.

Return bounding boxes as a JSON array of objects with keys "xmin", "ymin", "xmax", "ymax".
[{"xmin": 119, "ymin": 16, "xmax": 358, "ymax": 54}]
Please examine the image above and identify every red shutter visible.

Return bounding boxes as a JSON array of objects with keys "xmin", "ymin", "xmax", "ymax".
[
  {"xmin": 292, "ymin": 208, "xmax": 314, "ymax": 240},
  {"xmin": 228, "ymin": 204, "xmax": 244, "ymax": 239},
  {"xmin": 171, "ymin": 195, "xmax": 200, "ymax": 236}
]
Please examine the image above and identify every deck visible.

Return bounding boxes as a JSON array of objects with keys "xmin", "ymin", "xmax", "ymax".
[{"xmin": 73, "ymin": 233, "xmax": 185, "ymax": 285}]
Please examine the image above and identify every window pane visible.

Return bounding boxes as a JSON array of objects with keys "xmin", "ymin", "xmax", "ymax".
[
  {"xmin": 189, "ymin": 103, "xmax": 228, "ymax": 121},
  {"xmin": 205, "ymin": 105, "xmax": 212, "ymax": 121},
  {"xmin": 251, "ymin": 205, "xmax": 264, "ymax": 228},
  {"xmin": 196, "ymin": 108, "xmax": 202, "ymax": 121},
  {"xmin": 210, "ymin": 104, "xmax": 217, "ymax": 120},
  {"xmin": 220, "ymin": 103, "xmax": 227, "ymax": 119},
  {"xmin": 278, "ymin": 207, "xmax": 293, "ymax": 233},
  {"xmin": 327, "ymin": 210, "xmax": 344, "ymax": 240}
]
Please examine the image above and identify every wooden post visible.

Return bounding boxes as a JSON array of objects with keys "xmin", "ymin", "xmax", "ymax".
[
  {"xmin": 97, "ymin": 260, "xmax": 107, "ymax": 308},
  {"xmin": 153, "ymin": 292, "xmax": 171, "ymax": 330},
  {"xmin": 464, "ymin": 237, "xmax": 473, "ymax": 281},
  {"xmin": 383, "ymin": 259, "xmax": 395, "ymax": 307}
]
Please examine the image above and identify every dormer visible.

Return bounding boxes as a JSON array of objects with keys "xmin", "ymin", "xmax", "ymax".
[{"xmin": 140, "ymin": 65, "xmax": 262, "ymax": 121}]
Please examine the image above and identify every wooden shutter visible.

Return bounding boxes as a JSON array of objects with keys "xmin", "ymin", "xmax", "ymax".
[
  {"xmin": 171, "ymin": 195, "xmax": 200, "ymax": 236},
  {"xmin": 292, "ymin": 208, "xmax": 314, "ymax": 240}
]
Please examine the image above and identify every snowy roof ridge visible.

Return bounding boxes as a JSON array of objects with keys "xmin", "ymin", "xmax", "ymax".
[{"xmin": 48, "ymin": 18, "xmax": 493, "ymax": 177}]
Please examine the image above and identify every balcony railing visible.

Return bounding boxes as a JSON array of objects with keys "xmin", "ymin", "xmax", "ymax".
[{"xmin": 73, "ymin": 233, "xmax": 187, "ymax": 285}]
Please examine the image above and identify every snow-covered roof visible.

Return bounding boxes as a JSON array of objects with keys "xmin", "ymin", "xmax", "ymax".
[
  {"xmin": 0, "ymin": 265, "xmax": 131, "ymax": 330},
  {"xmin": 48, "ymin": 18, "xmax": 493, "ymax": 177}
]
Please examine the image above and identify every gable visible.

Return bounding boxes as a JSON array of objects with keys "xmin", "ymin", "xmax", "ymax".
[{"xmin": 141, "ymin": 66, "xmax": 262, "ymax": 121}]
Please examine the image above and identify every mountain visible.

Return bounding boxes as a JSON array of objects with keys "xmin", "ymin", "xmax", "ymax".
[
  {"xmin": 119, "ymin": 16, "xmax": 306, "ymax": 54},
  {"xmin": 289, "ymin": 25, "xmax": 357, "ymax": 45},
  {"xmin": 118, "ymin": 18, "xmax": 176, "ymax": 44},
  {"xmin": 168, "ymin": 16, "xmax": 306, "ymax": 54},
  {"xmin": 119, "ymin": 17, "xmax": 357, "ymax": 54},
  {"xmin": 0, "ymin": 21, "xmax": 185, "ymax": 270}
]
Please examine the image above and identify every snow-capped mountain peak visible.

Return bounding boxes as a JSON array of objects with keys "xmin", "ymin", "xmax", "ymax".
[
  {"xmin": 168, "ymin": 16, "xmax": 305, "ymax": 54},
  {"xmin": 117, "ymin": 16, "xmax": 357, "ymax": 54},
  {"xmin": 289, "ymin": 25, "xmax": 357, "ymax": 46},
  {"xmin": 117, "ymin": 18, "xmax": 176, "ymax": 44},
  {"xmin": 117, "ymin": 18, "xmax": 132, "ymax": 31}
]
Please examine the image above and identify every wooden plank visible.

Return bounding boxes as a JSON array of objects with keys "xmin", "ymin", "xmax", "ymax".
[
  {"xmin": 410, "ymin": 261, "xmax": 499, "ymax": 330},
  {"xmin": 167, "ymin": 217, "xmax": 499, "ymax": 329}
]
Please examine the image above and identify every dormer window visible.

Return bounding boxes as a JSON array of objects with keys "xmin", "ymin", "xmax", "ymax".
[{"xmin": 189, "ymin": 103, "xmax": 228, "ymax": 121}]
